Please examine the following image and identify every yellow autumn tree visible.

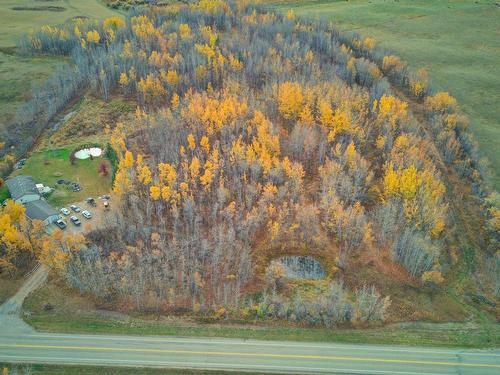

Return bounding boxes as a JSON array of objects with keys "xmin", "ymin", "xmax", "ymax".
[
  {"xmin": 138, "ymin": 165, "xmax": 152, "ymax": 185},
  {"xmin": 0, "ymin": 201, "xmax": 45, "ymax": 273},
  {"xmin": 383, "ymin": 164, "xmax": 420, "ymax": 200},
  {"xmin": 171, "ymin": 93, "xmax": 180, "ymax": 108},
  {"xmin": 363, "ymin": 37, "xmax": 376, "ymax": 51},
  {"xmin": 119, "ymin": 72, "xmax": 129, "ymax": 87},
  {"xmin": 137, "ymin": 74, "xmax": 167, "ymax": 106},
  {"xmin": 200, "ymin": 136, "xmax": 210, "ymax": 153},
  {"xmin": 299, "ymin": 105, "xmax": 314, "ymax": 125},
  {"xmin": 113, "ymin": 152, "xmax": 134, "ymax": 195},
  {"xmin": 425, "ymin": 92, "xmax": 458, "ymax": 113},
  {"xmin": 399, "ymin": 165, "xmax": 420, "ymax": 200},
  {"xmin": 187, "ymin": 133, "xmax": 196, "ymax": 151},
  {"xmin": 103, "ymin": 16, "xmax": 125, "ymax": 30},
  {"xmin": 376, "ymin": 95, "xmax": 408, "ymax": 128},
  {"xmin": 189, "ymin": 156, "xmax": 201, "ymax": 181},
  {"xmin": 150, "ymin": 185, "xmax": 161, "ymax": 200},
  {"xmin": 382, "ymin": 55, "xmax": 405, "ymax": 73},
  {"xmin": 166, "ymin": 69, "xmax": 180, "ymax": 87},
  {"xmin": 383, "ymin": 164, "xmax": 400, "ymax": 199},
  {"xmin": 277, "ymin": 82, "xmax": 304, "ymax": 120},
  {"xmin": 200, "ymin": 162, "xmax": 214, "ymax": 190},
  {"xmin": 179, "ymin": 24, "xmax": 192, "ymax": 40},
  {"xmin": 410, "ymin": 68, "xmax": 428, "ymax": 98},
  {"xmin": 318, "ymin": 99, "xmax": 334, "ymax": 128},
  {"xmin": 86, "ymin": 30, "xmax": 100, "ymax": 44}
]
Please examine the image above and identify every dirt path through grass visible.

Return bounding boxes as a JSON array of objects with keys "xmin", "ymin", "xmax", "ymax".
[{"xmin": 0, "ymin": 264, "xmax": 47, "ymax": 335}]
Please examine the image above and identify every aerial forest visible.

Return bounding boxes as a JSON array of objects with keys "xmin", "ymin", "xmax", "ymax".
[{"xmin": 2, "ymin": 0, "xmax": 498, "ymax": 326}]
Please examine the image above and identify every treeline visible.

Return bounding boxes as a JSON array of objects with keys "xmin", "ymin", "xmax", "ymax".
[
  {"xmin": 255, "ymin": 281, "xmax": 390, "ymax": 326},
  {"xmin": 0, "ymin": 201, "xmax": 45, "ymax": 275},
  {"xmin": 105, "ymin": 0, "xmax": 197, "ymax": 10},
  {"xmin": 15, "ymin": 1, "xmax": 497, "ymax": 319},
  {"xmin": 1, "ymin": 64, "xmax": 85, "ymax": 164},
  {"xmin": 0, "ymin": 200, "xmax": 85, "ymax": 276}
]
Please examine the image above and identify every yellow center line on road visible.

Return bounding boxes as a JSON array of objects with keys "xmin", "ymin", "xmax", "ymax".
[{"xmin": 1, "ymin": 343, "xmax": 499, "ymax": 369}]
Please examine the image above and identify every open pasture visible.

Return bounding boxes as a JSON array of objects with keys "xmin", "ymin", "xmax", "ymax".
[{"xmin": 0, "ymin": 0, "xmax": 119, "ymax": 133}]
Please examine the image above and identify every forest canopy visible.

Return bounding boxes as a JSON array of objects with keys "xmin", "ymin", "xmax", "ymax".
[{"xmin": 10, "ymin": 1, "xmax": 498, "ymax": 324}]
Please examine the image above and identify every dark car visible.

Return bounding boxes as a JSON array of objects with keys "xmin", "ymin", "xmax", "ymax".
[
  {"xmin": 70, "ymin": 216, "xmax": 81, "ymax": 226},
  {"xmin": 55, "ymin": 219, "xmax": 67, "ymax": 230},
  {"xmin": 86, "ymin": 197, "xmax": 96, "ymax": 206},
  {"xmin": 15, "ymin": 159, "xmax": 26, "ymax": 169}
]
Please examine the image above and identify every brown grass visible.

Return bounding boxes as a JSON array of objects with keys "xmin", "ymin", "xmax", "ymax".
[
  {"xmin": 40, "ymin": 96, "xmax": 134, "ymax": 149},
  {"xmin": 0, "ymin": 275, "xmax": 24, "ymax": 305}
]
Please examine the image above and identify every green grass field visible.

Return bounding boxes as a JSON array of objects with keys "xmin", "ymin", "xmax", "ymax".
[
  {"xmin": 24, "ymin": 312, "xmax": 499, "ymax": 348},
  {"xmin": 22, "ymin": 280, "xmax": 499, "ymax": 348},
  {"xmin": 0, "ymin": 364, "xmax": 246, "ymax": 375},
  {"xmin": 11, "ymin": 147, "xmax": 112, "ymax": 207},
  {"xmin": 0, "ymin": 0, "xmax": 119, "ymax": 132},
  {"xmin": 270, "ymin": 0, "xmax": 500, "ymax": 188}
]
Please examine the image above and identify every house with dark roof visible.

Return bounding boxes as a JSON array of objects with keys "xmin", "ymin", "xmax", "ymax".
[
  {"xmin": 24, "ymin": 200, "xmax": 60, "ymax": 225},
  {"xmin": 5, "ymin": 175, "xmax": 41, "ymax": 204}
]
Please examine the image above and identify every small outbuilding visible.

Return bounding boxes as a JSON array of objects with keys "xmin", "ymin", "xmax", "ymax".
[
  {"xmin": 5, "ymin": 175, "xmax": 41, "ymax": 204},
  {"xmin": 24, "ymin": 200, "xmax": 60, "ymax": 225}
]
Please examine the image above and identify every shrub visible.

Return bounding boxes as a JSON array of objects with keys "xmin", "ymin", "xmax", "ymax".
[{"xmin": 421, "ymin": 270, "xmax": 444, "ymax": 287}]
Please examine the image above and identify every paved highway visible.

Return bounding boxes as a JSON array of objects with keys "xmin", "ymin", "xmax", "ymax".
[
  {"xmin": 1, "ymin": 330, "xmax": 499, "ymax": 374},
  {"xmin": 0, "ymin": 266, "xmax": 499, "ymax": 374}
]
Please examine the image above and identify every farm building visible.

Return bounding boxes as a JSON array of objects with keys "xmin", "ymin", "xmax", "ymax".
[
  {"xmin": 24, "ymin": 200, "xmax": 59, "ymax": 225},
  {"xmin": 5, "ymin": 175, "xmax": 41, "ymax": 204}
]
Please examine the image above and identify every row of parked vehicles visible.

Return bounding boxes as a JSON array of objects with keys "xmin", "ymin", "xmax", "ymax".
[{"xmin": 55, "ymin": 199, "xmax": 94, "ymax": 229}]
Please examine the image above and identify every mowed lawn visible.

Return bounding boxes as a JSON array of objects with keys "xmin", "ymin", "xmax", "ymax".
[
  {"xmin": 0, "ymin": 0, "xmax": 119, "ymax": 131},
  {"xmin": 11, "ymin": 147, "xmax": 112, "ymax": 208},
  {"xmin": 271, "ymin": 0, "xmax": 500, "ymax": 188}
]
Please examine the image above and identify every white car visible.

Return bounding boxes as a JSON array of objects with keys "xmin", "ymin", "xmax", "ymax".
[
  {"xmin": 82, "ymin": 210, "xmax": 92, "ymax": 219},
  {"xmin": 55, "ymin": 219, "xmax": 67, "ymax": 230},
  {"xmin": 70, "ymin": 204, "xmax": 81, "ymax": 213},
  {"xmin": 70, "ymin": 216, "xmax": 81, "ymax": 226},
  {"xmin": 60, "ymin": 207, "xmax": 70, "ymax": 216}
]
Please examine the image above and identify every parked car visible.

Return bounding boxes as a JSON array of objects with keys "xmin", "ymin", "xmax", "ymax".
[
  {"xmin": 15, "ymin": 158, "xmax": 27, "ymax": 169},
  {"xmin": 86, "ymin": 197, "xmax": 96, "ymax": 206},
  {"xmin": 55, "ymin": 219, "xmax": 67, "ymax": 230},
  {"xmin": 82, "ymin": 210, "xmax": 92, "ymax": 219},
  {"xmin": 60, "ymin": 207, "xmax": 70, "ymax": 216},
  {"xmin": 70, "ymin": 216, "xmax": 81, "ymax": 226},
  {"xmin": 70, "ymin": 205, "xmax": 81, "ymax": 212}
]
